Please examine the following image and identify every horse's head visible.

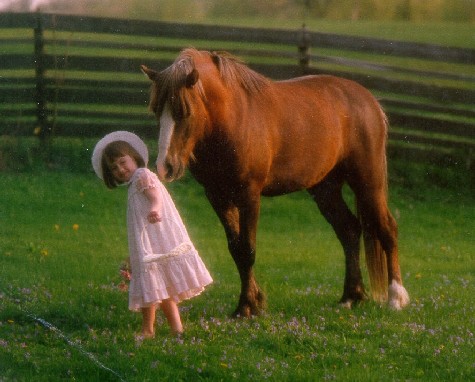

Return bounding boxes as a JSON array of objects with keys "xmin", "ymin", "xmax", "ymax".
[
  {"xmin": 141, "ymin": 49, "xmax": 208, "ymax": 181},
  {"xmin": 142, "ymin": 48, "xmax": 270, "ymax": 181}
]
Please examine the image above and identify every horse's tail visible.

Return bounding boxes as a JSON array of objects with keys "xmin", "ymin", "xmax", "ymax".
[
  {"xmin": 360, "ymin": 220, "xmax": 388, "ymax": 303},
  {"xmin": 358, "ymin": 104, "xmax": 389, "ymax": 303}
]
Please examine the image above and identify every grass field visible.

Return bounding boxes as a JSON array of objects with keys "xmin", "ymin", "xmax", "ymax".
[{"xmin": 0, "ymin": 136, "xmax": 474, "ymax": 381}]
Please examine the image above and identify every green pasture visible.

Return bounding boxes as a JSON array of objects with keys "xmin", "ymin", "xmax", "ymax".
[{"xmin": 0, "ymin": 137, "xmax": 474, "ymax": 381}]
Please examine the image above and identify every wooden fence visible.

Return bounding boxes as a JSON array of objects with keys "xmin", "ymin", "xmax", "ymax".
[{"xmin": 1, "ymin": 12, "xmax": 474, "ymax": 168}]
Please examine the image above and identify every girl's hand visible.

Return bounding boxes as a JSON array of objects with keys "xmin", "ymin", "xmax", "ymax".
[
  {"xmin": 147, "ymin": 210, "xmax": 162, "ymax": 224},
  {"xmin": 143, "ymin": 185, "xmax": 162, "ymax": 224}
]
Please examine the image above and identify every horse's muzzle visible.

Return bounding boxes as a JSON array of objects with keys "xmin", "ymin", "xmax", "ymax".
[{"xmin": 158, "ymin": 159, "xmax": 185, "ymax": 182}]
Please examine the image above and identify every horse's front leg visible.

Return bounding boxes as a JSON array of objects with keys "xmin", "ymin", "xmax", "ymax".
[
  {"xmin": 205, "ymin": 187, "xmax": 265, "ymax": 317},
  {"xmin": 231, "ymin": 192, "xmax": 265, "ymax": 317},
  {"xmin": 228, "ymin": 241, "xmax": 265, "ymax": 317}
]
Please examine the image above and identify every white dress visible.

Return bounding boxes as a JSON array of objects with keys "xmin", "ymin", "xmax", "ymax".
[{"xmin": 126, "ymin": 167, "xmax": 213, "ymax": 311}]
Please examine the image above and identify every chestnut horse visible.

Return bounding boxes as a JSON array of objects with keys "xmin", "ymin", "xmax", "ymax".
[{"xmin": 141, "ymin": 48, "xmax": 409, "ymax": 317}]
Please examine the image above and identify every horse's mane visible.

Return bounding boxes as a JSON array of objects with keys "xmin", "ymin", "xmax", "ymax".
[
  {"xmin": 149, "ymin": 48, "xmax": 270, "ymax": 117},
  {"xmin": 209, "ymin": 50, "xmax": 271, "ymax": 93}
]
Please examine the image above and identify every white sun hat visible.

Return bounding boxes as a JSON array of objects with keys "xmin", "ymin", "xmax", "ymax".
[{"xmin": 91, "ymin": 131, "xmax": 149, "ymax": 179}]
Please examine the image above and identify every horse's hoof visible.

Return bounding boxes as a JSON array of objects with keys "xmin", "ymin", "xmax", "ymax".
[
  {"xmin": 339, "ymin": 288, "xmax": 367, "ymax": 309},
  {"xmin": 232, "ymin": 301, "xmax": 265, "ymax": 318},
  {"xmin": 388, "ymin": 280, "xmax": 410, "ymax": 310},
  {"xmin": 339, "ymin": 298, "xmax": 365, "ymax": 309},
  {"xmin": 340, "ymin": 300, "xmax": 354, "ymax": 309},
  {"xmin": 232, "ymin": 305, "xmax": 252, "ymax": 318},
  {"xmin": 232, "ymin": 289, "xmax": 266, "ymax": 318}
]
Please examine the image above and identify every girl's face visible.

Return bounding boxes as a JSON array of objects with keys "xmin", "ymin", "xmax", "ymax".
[{"xmin": 108, "ymin": 155, "xmax": 138, "ymax": 183}]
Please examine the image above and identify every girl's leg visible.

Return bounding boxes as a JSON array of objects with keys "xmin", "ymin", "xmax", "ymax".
[
  {"xmin": 141, "ymin": 305, "xmax": 156, "ymax": 338},
  {"xmin": 160, "ymin": 298, "xmax": 183, "ymax": 334}
]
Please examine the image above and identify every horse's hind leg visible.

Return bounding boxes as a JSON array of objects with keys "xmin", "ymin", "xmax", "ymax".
[
  {"xmin": 356, "ymin": 188, "xmax": 410, "ymax": 310},
  {"xmin": 308, "ymin": 173, "xmax": 366, "ymax": 308}
]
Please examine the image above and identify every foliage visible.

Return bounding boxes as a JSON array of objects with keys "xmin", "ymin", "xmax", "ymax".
[
  {"xmin": 208, "ymin": 0, "xmax": 475, "ymax": 22},
  {"xmin": 0, "ymin": 141, "xmax": 474, "ymax": 380},
  {"xmin": 1, "ymin": 135, "xmax": 473, "ymax": 192},
  {"xmin": 0, "ymin": 136, "xmax": 89, "ymax": 173},
  {"xmin": 3, "ymin": 0, "xmax": 474, "ymax": 23}
]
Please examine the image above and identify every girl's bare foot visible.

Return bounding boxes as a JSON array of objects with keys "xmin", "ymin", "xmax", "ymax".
[
  {"xmin": 141, "ymin": 331, "xmax": 155, "ymax": 339},
  {"xmin": 172, "ymin": 328, "xmax": 184, "ymax": 337}
]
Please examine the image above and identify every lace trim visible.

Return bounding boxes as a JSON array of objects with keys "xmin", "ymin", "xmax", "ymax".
[{"xmin": 142, "ymin": 242, "xmax": 193, "ymax": 263}]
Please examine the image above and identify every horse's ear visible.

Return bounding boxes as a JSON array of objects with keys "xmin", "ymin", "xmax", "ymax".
[
  {"xmin": 185, "ymin": 69, "xmax": 199, "ymax": 88},
  {"xmin": 141, "ymin": 65, "xmax": 159, "ymax": 81}
]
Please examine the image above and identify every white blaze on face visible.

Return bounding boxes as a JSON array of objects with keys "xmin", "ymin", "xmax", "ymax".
[{"xmin": 156, "ymin": 104, "xmax": 175, "ymax": 179}]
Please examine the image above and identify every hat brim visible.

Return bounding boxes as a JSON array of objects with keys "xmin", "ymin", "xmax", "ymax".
[{"xmin": 91, "ymin": 131, "xmax": 149, "ymax": 179}]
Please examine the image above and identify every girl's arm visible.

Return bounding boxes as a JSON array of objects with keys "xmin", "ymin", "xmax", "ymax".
[{"xmin": 143, "ymin": 186, "xmax": 162, "ymax": 224}]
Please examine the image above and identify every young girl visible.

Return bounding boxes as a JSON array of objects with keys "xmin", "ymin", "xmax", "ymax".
[{"xmin": 91, "ymin": 131, "xmax": 213, "ymax": 338}]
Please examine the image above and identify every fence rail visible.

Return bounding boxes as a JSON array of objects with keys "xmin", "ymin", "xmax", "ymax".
[{"xmin": 0, "ymin": 12, "xmax": 474, "ymax": 169}]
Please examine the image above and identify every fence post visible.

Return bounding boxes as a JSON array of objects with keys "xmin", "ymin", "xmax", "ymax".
[
  {"xmin": 298, "ymin": 23, "xmax": 310, "ymax": 74},
  {"xmin": 34, "ymin": 13, "xmax": 51, "ymax": 144},
  {"xmin": 467, "ymin": 147, "xmax": 473, "ymax": 171}
]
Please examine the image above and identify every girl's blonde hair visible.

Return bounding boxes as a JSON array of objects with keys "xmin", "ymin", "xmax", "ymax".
[{"xmin": 101, "ymin": 140, "xmax": 145, "ymax": 188}]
